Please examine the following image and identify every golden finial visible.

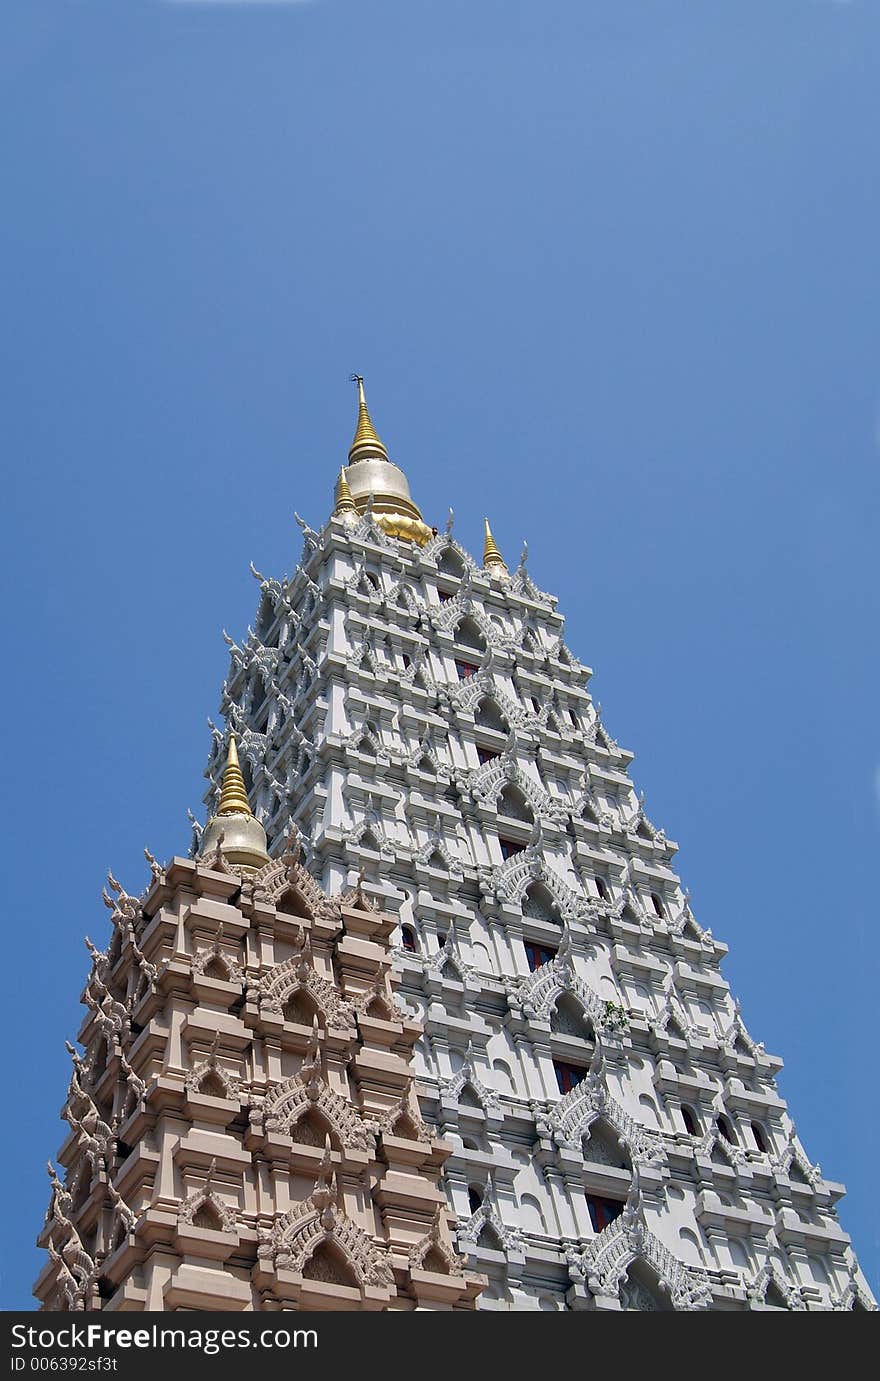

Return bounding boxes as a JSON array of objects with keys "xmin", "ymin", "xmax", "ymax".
[
  {"xmin": 333, "ymin": 466, "xmax": 358, "ymax": 519},
  {"xmin": 217, "ymin": 735, "xmax": 253, "ymax": 817},
  {"xmin": 483, "ymin": 518, "xmax": 509, "ymax": 577},
  {"xmin": 348, "ymin": 374, "xmax": 389, "ymax": 465}
]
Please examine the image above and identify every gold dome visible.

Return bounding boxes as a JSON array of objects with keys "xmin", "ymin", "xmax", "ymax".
[
  {"xmin": 343, "ymin": 376, "xmax": 434, "ymax": 546},
  {"xmin": 200, "ymin": 735, "xmax": 270, "ymax": 872}
]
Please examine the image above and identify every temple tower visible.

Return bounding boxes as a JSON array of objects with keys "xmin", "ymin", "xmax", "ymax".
[
  {"xmin": 34, "ymin": 740, "xmax": 483, "ymax": 1311},
  {"xmin": 38, "ymin": 381, "xmax": 876, "ymax": 1312}
]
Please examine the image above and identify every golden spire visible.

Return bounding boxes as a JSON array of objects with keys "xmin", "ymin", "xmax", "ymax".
[
  {"xmin": 483, "ymin": 518, "xmax": 509, "ymax": 577},
  {"xmin": 217, "ymin": 735, "xmax": 252, "ymax": 817},
  {"xmin": 348, "ymin": 375, "xmax": 389, "ymax": 464},
  {"xmin": 333, "ymin": 466, "xmax": 358, "ymax": 519}
]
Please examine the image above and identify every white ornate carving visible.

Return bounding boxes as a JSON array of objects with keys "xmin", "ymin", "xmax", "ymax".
[
  {"xmin": 457, "ymin": 1173, "xmax": 524, "ymax": 1253},
  {"xmin": 745, "ymin": 1259, "xmax": 806, "ymax": 1311},
  {"xmin": 568, "ymin": 1173, "xmax": 711, "ymax": 1310},
  {"xmin": 544, "ymin": 1043, "xmax": 665, "ymax": 1168},
  {"xmin": 438, "ymin": 1043, "xmax": 500, "ymax": 1111},
  {"xmin": 409, "ymin": 1203, "xmax": 465, "ymax": 1275}
]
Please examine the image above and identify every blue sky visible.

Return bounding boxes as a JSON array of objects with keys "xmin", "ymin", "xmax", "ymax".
[{"xmin": 2, "ymin": 0, "xmax": 878, "ymax": 1307}]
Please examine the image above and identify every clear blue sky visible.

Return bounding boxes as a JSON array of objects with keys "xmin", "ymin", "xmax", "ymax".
[{"xmin": 2, "ymin": 0, "xmax": 878, "ymax": 1308}]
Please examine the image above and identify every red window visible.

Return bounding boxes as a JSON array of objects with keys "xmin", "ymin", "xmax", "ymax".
[
  {"xmin": 438, "ymin": 590, "xmax": 453, "ymax": 603},
  {"xmin": 499, "ymin": 838, "xmax": 525, "ymax": 861},
  {"xmin": 455, "ymin": 660, "xmax": 478, "ymax": 680},
  {"xmin": 525, "ymin": 942, "xmax": 557, "ymax": 972},
  {"xmin": 400, "ymin": 927, "xmax": 417, "ymax": 953},
  {"xmin": 477, "ymin": 746, "xmax": 500, "ymax": 765},
  {"xmin": 553, "ymin": 1061, "xmax": 587, "ymax": 1095},
  {"xmin": 585, "ymin": 1195, "xmax": 624, "ymax": 1233}
]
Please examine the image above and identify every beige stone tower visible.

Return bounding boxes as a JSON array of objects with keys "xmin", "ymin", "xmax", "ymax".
[{"xmin": 34, "ymin": 740, "xmax": 484, "ymax": 1311}]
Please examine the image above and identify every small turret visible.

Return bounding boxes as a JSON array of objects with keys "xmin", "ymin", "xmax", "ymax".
[
  {"xmin": 199, "ymin": 735, "xmax": 270, "ymax": 872},
  {"xmin": 333, "ymin": 467, "xmax": 359, "ymax": 525},
  {"xmin": 483, "ymin": 518, "xmax": 509, "ymax": 579}
]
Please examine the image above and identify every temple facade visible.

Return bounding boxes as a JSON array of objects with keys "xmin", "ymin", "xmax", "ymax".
[{"xmin": 37, "ymin": 381, "xmax": 876, "ymax": 1310}]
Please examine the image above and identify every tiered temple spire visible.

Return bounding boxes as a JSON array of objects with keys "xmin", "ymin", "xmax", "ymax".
[
  {"xmin": 35, "ymin": 381, "xmax": 877, "ymax": 1313},
  {"xmin": 348, "ymin": 374, "xmax": 389, "ymax": 465}
]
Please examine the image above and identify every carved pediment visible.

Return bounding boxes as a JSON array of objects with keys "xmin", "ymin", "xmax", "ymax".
[
  {"xmin": 259, "ymin": 1151, "xmax": 393, "ymax": 1289},
  {"xmin": 259, "ymin": 1074, "xmax": 375, "ymax": 1152},
  {"xmin": 255, "ymin": 950, "xmax": 357, "ymax": 1032}
]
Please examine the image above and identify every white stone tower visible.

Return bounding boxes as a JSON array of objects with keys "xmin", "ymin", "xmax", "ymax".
[{"xmin": 199, "ymin": 379, "xmax": 876, "ymax": 1312}]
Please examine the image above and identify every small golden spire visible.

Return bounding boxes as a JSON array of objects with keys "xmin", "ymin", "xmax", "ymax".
[
  {"xmin": 334, "ymin": 466, "xmax": 358, "ymax": 518},
  {"xmin": 483, "ymin": 518, "xmax": 509, "ymax": 577},
  {"xmin": 348, "ymin": 375, "xmax": 389, "ymax": 465},
  {"xmin": 217, "ymin": 735, "xmax": 252, "ymax": 817}
]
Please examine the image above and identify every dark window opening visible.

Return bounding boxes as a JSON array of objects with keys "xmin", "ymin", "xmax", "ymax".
[
  {"xmin": 553, "ymin": 1061, "xmax": 587, "ymax": 1095},
  {"xmin": 595, "ymin": 877, "xmax": 608, "ymax": 900},
  {"xmin": 525, "ymin": 942, "xmax": 557, "ymax": 972},
  {"xmin": 467, "ymin": 1187, "xmax": 483, "ymax": 1215},
  {"xmin": 586, "ymin": 1194, "xmax": 624, "ymax": 1233},
  {"xmin": 716, "ymin": 1114, "xmax": 738, "ymax": 1145},
  {"xmin": 751, "ymin": 1121, "xmax": 769, "ymax": 1154},
  {"xmin": 650, "ymin": 893, "xmax": 665, "ymax": 918},
  {"xmin": 477, "ymin": 746, "xmax": 500, "ymax": 765},
  {"xmin": 499, "ymin": 838, "xmax": 525, "ymax": 861},
  {"xmin": 681, "ymin": 1105, "xmax": 700, "ymax": 1137},
  {"xmin": 400, "ymin": 926, "xmax": 417, "ymax": 953},
  {"xmin": 438, "ymin": 590, "xmax": 453, "ymax": 603},
  {"xmin": 455, "ymin": 660, "xmax": 479, "ymax": 680}
]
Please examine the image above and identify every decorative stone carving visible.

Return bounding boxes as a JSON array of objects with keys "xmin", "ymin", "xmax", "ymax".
[
  {"xmin": 545, "ymin": 1042, "xmax": 665, "ymax": 1168},
  {"xmin": 83, "ymin": 969, "xmax": 130, "ymax": 1045},
  {"xmin": 369, "ymin": 1091, "xmax": 434, "ymax": 1144},
  {"xmin": 63, "ymin": 1065, "xmax": 116, "ymax": 1174},
  {"xmin": 178, "ymin": 1159, "xmax": 238, "ymax": 1233},
  {"xmin": 507, "ymin": 956, "xmax": 605, "ymax": 1027},
  {"xmin": 457, "ymin": 1174, "xmax": 524, "ymax": 1253},
  {"xmin": 472, "ymin": 754, "xmax": 567, "ymax": 825},
  {"xmin": 744, "ymin": 1260, "xmax": 806, "ymax": 1311},
  {"xmin": 259, "ymin": 1026, "xmax": 374, "ymax": 1151},
  {"xmin": 409, "ymin": 1204, "xmax": 465, "ymax": 1275},
  {"xmin": 185, "ymin": 1036, "xmax": 241, "ymax": 1101},
  {"xmin": 250, "ymin": 853, "xmax": 339, "ymax": 920},
  {"xmin": 254, "ymin": 935, "xmax": 356, "ymax": 1031},
  {"xmin": 192, "ymin": 923, "xmax": 243, "ymax": 985},
  {"xmin": 770, "ymin": 1130, "xmax": 821, "ymax": 1190},
  {"xmin": 43, "ymin": 1164, "xmax": 97, "ymax": 1312},
  {"xmin": 438, "ymin": 1044, "xmax": 500, "ymax": 1112},
  {"xmin": 106, "ymin": 1178, "xmax": 138, "ymax": 1239},
  {"xmin": 569, "ymin": 1173, "xmax": 711, "ymax": 1311},
  {"xmin": 258, "ymin": 1144, "xmax": 394, "ymax": 1287}
]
